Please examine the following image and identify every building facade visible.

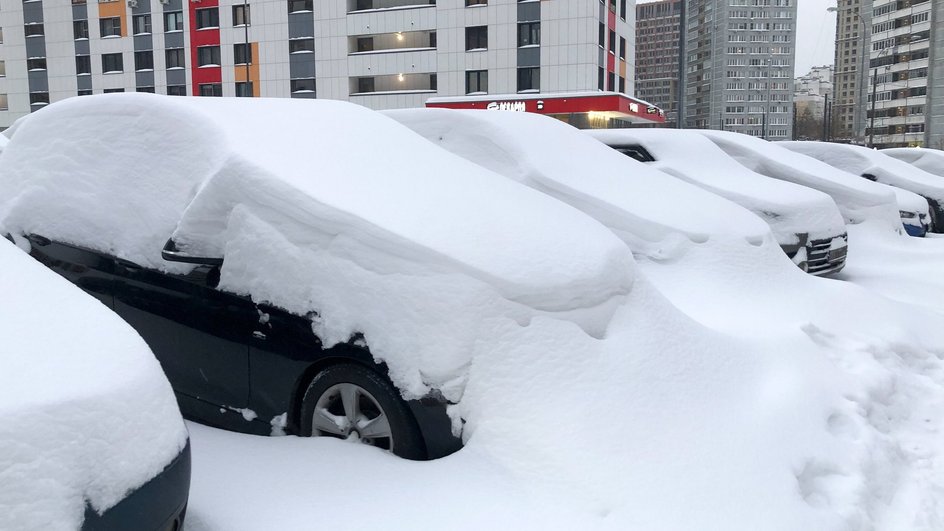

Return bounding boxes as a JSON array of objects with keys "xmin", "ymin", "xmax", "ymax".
[
  {"xmin": 865, "ymin": 0, "xmax": 942, "ymax": 148},
  {"xmin": 634, "ymin": 0, "xmax": 680, "ymax": 126},
  {"xmin": 794, "ymin": 65, "xmax": 832, "ymax": 140},
  {"xmin": 830, "ymin": 0, "xmax": 868, "ymax": 143},
  {"xmin": 683, "ymin": 0, "xmax": 797, "ymax": 140},
  {"xmin": 0, "ymin": 0, "xmax": 637, "ymax": 129}
]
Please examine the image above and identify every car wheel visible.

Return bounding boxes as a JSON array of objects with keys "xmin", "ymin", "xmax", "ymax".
[{"xmin": 300, "ymin": 363, "xmax": 426, "ymax": 460}]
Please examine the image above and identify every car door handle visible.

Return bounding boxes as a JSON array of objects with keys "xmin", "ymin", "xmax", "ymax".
[{"xmin": 252, "ymin": 331, "xmax": 267, "ymax": 340}]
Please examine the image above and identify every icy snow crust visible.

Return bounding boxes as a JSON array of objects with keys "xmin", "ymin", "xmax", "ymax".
[
  {"xmin": 693, "ymin": 129, "xmax": 900, "ymax": 228},
  {"xmin": 587, "ymin": 129, "xmax": 847, "ymax": 243},
  {"xmin": 384, "ymin": 108, "xmax": 773, "ymax": 257},
  {"xmin": 782, "ymin": 142, "xmax": 944, "ymax": 207},
  {"xmin": 882, "ymin": 147, "xmax": 944, "ymax": 178},
  {"xmin": 0, "ymin": 239, "xmax": 187, "ymax": 531}
]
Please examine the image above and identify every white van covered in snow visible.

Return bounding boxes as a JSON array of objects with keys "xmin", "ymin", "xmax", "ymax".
[
  {"xmin": 384, "ymin": 108, "xmax": 772, "ymax": 262},
  {"xmin": 781, "ymin": 141, "xmax": 944, "ymax": 234},
  {"xmin": 587, "ymin": 129, "xmax": 849, "ymax": 276}
]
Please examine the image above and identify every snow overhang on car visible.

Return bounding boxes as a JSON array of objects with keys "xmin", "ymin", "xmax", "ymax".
[{"xmin": 384, "ymin": 108, "xmax": 772, "ymax": 254}]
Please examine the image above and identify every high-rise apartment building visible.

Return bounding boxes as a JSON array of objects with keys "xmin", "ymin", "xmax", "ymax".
[
  {"xmin": 830, "ymin": 0, "xmax": 869, "ymax": 142},
  {"xmin": 634, "ymin": 0, "xmax": 681, "ymax": 126},
  {"xmin": 683, "ymin": 0, "xmax": 797, "ymax": 140},
  {"xmin": 865, "ymin": 0, "xmax": 942, "ymax": 149},
  {"xmin": 0, "ymin": 0, "xmax": 645, "ymax": 129}
]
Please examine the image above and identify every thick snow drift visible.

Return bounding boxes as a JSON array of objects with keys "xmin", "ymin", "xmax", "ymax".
[
  {"xmin": 693, "ymin": 129, "xmax": 900, "ymax": 228},
  {"xmin": 882, "ymin": 147, "xmax": 944, "ymax": 178},
  {"xmin": 781, "ymin": 142, "xmax": 944, "ymax": 227},
  {"xmin": 0, "ymin": 239, "xmax": 187, "ymax": 531},
  {"xmin": 384, "ymin": 108, "xmax": 772, "ymax": 258},
  {"xmin": 587, "ymin": 129, "xmax": 847, "ymax": 244}
]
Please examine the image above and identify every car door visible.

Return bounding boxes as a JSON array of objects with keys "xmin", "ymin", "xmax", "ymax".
[
  {"xmin": 112, "ymin": 260, "xmax": 254, "ymax": 408},
  {"xmin": 26, "ymin": 235, "xmax": 116, "ymax": 308}
]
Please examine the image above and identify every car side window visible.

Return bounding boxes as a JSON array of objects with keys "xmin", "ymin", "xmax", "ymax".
[
  {"xmin": 861, "ymin": 173, "xmax": 878, "ymax": 181},
  {"xmin": 614, "ymin": 145, "xmax": 656, "ymax": 163}
]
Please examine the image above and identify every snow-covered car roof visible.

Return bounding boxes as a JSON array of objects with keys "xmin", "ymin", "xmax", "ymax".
[
  {"xmin": 0, "ymin": 238, "xmax": 187, "ymax": 530},
  {"xmin": 587, "ymin": 129, "xmax": 847, "ymax": 242},
  {"xmin": 881, "ymin": 147, "xmax": 944, "ymax": 178},
  {"xmin": 384, "ymin": 108, "xmax": 772, "ymax": 255},
  {"xmin": 692, "ymin": 130, "xmax": 899, "ymax": 227},
  {"xmin": 781, "ymin": 142, "xmax": 944, "ymax": 205},
  {"xmin": 0, "ymin": 94, "xmax": 633, "ymax": 313}
]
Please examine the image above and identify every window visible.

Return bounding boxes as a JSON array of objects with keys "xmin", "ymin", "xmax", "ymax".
[
  {"xmin": 134, "ymin": 50, "xmax": 153, "ymax": 71},
  {"xmin": 164, "ymin": 11, "xmax": 184, "ymax": 32},
  {"xmin": 199, "ymin": 83, "xmax": 222, "ymax": 97},
  {"xmin": 466, "ymin": 0, "xmax": 486, "ymax": 5},
  {"xmin": 24, "ymin": 23, "xmax": 44, "ymax": 37},
  {"xmin": 197, "ymin": 46, "xmax": 221, "ymax": 67},
  {"xmin": 103, "ymin": 88, "xmax": 125, "ymax": 93},
  {"xmin": 0, "ymin": 94, "xmax": 7, "ymax": 111},
  {"xmin": 136, "ymin": 86, "xmax": 155, "ymax": 93},
  {"xmin": 598, "ymin": 66, "xmax": 604, "ymax": 90},
  {"xmin": 518, "ymin": 22, "xmax": 539, "ymax": 47},
  {"xmin": 132, "ymin": 14, "xmax": 151, "ymax": 35},
  {"xmin": 288, "ymin": 0, "xmax": 312, "ymax": 13},
  {"xmin": 619, "ymin": 37, "xmax": 626, "ymax": 59},
  {"xmin": 598, "ymin": 23, "xmax": 604, "ymax": 47},
  {"xmin": 618, "ymin": 76, "xmax": 625, "ymax": 93},
  {"xmin": 195, "ymin": 8, "xmax": 219, "ymax": 29},
  {"xmin": 102, "ymin": 53, "xmax": 123, "ymax": 73},
  {"xmin": 100, "ymin": 17, "xmax": 121, "ymax": 37},
  {"xmin": 74, "ymin": 20, "xmax": 88, "ymax": 39},
  {"xmin": 0, "ymin": 61, "xmax": 5, "ymax": 77},
  {"xmin": 356, "ymin": 37, "xmax": 373, "ymax": 52},
  {"xmin": 26, "ymin": 58, "xmax": 47, "ymax": 71},
  {"xmin": 465, "ymin": 70, "xmax": 487, "ymax": 94},
  {"xmin": 234, "ymin": 43, "xmax": 252, "ymax": 64},
  {"xmin": 607, "ymin": 71, "xmax": 615, "ymax": 91},
  {"xmin": 29, "ymin": 92, "xmax": 50, "ymax": 105},
  {"xmin": 465, "ymin": 26, "xmax": 487, "ymax": 51},
  {"xmin": 291, "ymin": 78, "xmax": 315, "ymax": 93},
  {"xmin": 75, "ymin": 55, "xmax": 91, "ymax": 74},
  {"xmin": 167, "ymin": 85, "xmax": 186, "ymax": 96},
  {"xmin": 165, "ymin": 48, "xmax": 186, "ymax": 69},
  {"xmin": 233, "ymin": 4, "xmax": 250, "ymax": 26},
  {"xmin": 236, "ymin": 81, "xmax": 253, "ymax": 97},
  {"xmin": 289, "ymin": 38, "xmax": 314, "ymax": 53},
  {"xmin": 357, "ymin": 77, "xmax": 374, "ymax": 93},
  {"xmin": 517, "ymin": 67, "xmax": 539, "ymax": 92}
]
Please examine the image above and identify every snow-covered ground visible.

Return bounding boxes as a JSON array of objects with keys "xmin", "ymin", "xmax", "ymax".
[{"xmin": 2, "ymin": 96, "xmax": 944, "ymax": 530}]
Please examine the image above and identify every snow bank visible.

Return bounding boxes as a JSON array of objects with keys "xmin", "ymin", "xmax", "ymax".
[
  {"xmin": 587, "ymin": 129, "xmax": 847, "ymax": 244},
  {"xmin": 882, "ymin": 147, "xmax": 944, "ymax": 178},
  {"xmin": 384, "ymin": 108, "xmax": 772, "ymax": 258},
  {"xmin": 694, "ymin": 129, "xmax": 900, "ymax": 228},
  {"xmin": 781, "ymin": 142, "xmax": 944, "ymax": 215},
  {"xmin": 0, "ymin": 239, "xmax": 187, "ymax": 531}
]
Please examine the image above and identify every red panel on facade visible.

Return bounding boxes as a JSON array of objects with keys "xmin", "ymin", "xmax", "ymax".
[
  {"xmin": 426, "ymin": 93, "xmax": 666, "ymax": 124},
  {"xmin": 607, "ymin": 7, "xmax": 616, "ymax": 28},
  {"xmin": 189, "ymin": 0, "xmax": 222, "ymax": 95}
]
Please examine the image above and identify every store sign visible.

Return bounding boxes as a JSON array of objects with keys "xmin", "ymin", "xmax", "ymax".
[{"xmin": 486, "ymin": 101, "xmax": 527, "ymax": 112}]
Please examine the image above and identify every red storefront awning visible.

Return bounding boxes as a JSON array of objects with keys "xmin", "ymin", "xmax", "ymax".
[{"xmin": 425, "ymin": 91, "xmax": 666, "ymax": 124}]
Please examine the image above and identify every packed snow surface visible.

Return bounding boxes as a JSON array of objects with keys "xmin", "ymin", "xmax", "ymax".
[
  {"xmin": 384, "ymin": 108, "xmax": 772, "ymax": 258},
  {"xmin": 882, "ymin": 147, "xmax": 944, "ymax": 178},
  {"xmin": 0, "ymin": 239, "xmax": 187, "ymax": 531},
  {"xmin": 782, "ymin": 142, "xmax": 944, "ymax": 208},
  {"xmin": 693, "ymin": 129, "xmax": 900, "ymax": 228},
  {"xmin": 587, "ymin": 129, "xmax": 847, "ymax": 243}
]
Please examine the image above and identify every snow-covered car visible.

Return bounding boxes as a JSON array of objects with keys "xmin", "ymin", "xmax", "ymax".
[
  {"xmin": 781, "ymin": 141, "xmax": 944, "ymax": 233},
  {"xmin": 384, "ymin": 108, "xmax": 772, "ymax": 261},
  {"xmin": 0, "ymin": 94, "xmax": 635, "ymax": 460},
  {"xmin": 888, "ymin": 186, "xmax": 933, "ymax": 237},
  {"xmin": 691, "ymin": 129, "xmax": 901, "ymax": 229},
  {"xmin": 882, "ymin": 147, "xmax": 944, "ymax": 178},
  {"xmin": 587, "ymin": 129, "xmax": 849, "ymax": 276},
  {"xmin": 0, "ymin": 237, "xmax": 190, "ymax": 531}
]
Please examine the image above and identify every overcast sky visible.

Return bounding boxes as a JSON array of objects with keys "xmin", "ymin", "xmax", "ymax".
[{"xmin": 636, "ymin": 0, "xmax": 837, "ymax": 76}]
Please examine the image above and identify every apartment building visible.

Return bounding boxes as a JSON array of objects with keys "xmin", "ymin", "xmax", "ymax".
[
  {"xmin": 830, "ymin": 0, "xmax": 868, "ymax": 142},
  {"xmin": 0, "ymin": 0, "xmax": 648, "ymax": 129},
  {"xmin": 634, "ymin": 0, "xmax": 680, "ymax": 127},
  {"xmin": 865, "ymin": 0, "xmax": 943, "ymax": 148},
  {"xmin": 683, "ymin": 0, "xmax": 797, "ymax": 140}
]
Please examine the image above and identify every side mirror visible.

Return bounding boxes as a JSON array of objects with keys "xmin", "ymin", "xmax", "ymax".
[{"xmin": 162, "ymin": 239, "xmax": 223, "ymax": 266}]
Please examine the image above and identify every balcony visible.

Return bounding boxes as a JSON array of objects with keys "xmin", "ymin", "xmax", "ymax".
[
  {"xmin": 349, "ymin": 30, "xmax": 435, "ymax": 55},
  {"xmin": 348, "ymin": 0, "xmax": 434, "ymax": 13},
  {"xmin": 349, "ymin": 72, "xmax": 436, "ymax": 96}
]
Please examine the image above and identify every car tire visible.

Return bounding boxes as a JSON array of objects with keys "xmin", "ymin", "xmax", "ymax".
[{"xmin": 300, "ymin": 363, "xmax": 426, "ymax": 460}]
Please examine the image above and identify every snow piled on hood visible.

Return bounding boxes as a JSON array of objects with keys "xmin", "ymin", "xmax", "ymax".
[
  {"xmin": 782, "ymin": 142, "xmax": 944, "ymax": 204},
  {"xmin": 0, "ymin": 239, "xmax": 187, "ymax": 530},
  {"xmin": 882, "ymin": 147, "xmax": 944, "ymax": 178},
  {"xmin": 693, "ymin": 129, "xmax": 900, "ymax": 228},
  {"xmin": 384, "ymin": 108, "xmax": 772, "ymax": 258},
  {"xmin": 588, "ymin": 129, "xmax": 847, "ymax": 243}
]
